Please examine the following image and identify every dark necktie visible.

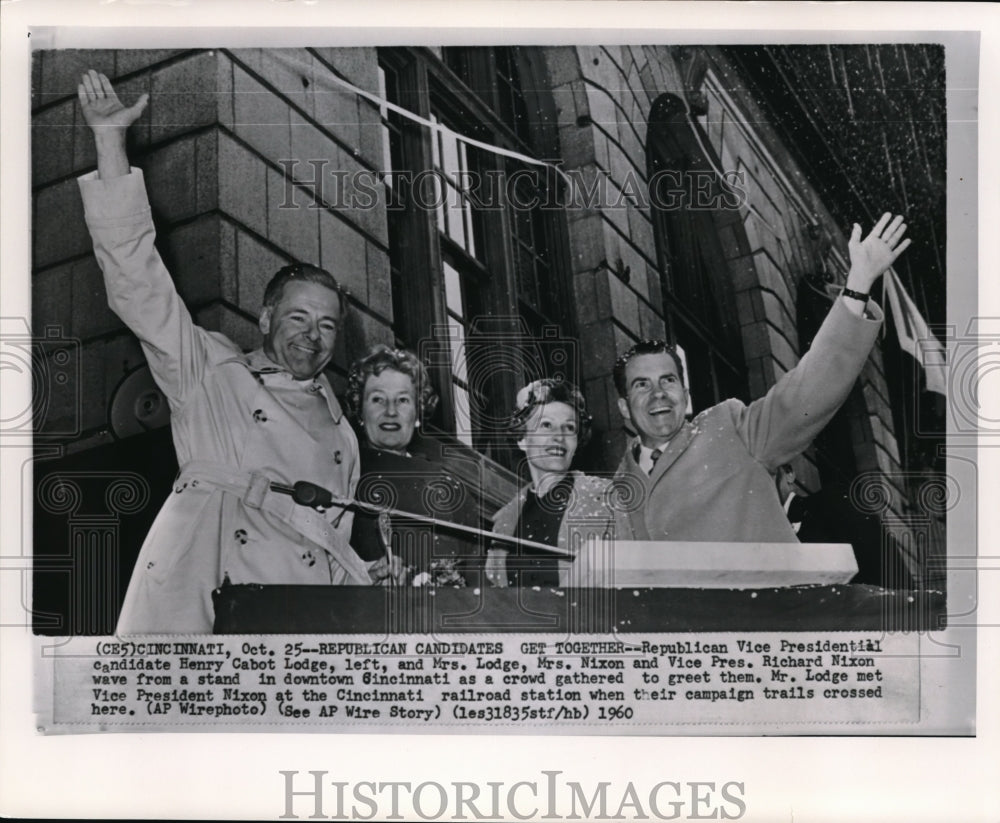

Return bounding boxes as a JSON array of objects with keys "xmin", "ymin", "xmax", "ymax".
[{"xmin": 649, "ymin": 448, "xmax": 662, "ymax": 475}]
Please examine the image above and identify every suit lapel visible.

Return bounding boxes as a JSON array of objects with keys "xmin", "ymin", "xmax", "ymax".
[{"xmin": 648, "ymin": 421, "xmax": 696, "ymax": 482}]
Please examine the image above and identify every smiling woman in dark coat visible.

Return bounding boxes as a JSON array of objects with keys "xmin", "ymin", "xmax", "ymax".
[{"xmin": 346, "ymin": 345, "xmax": 481, "ymax": 586}]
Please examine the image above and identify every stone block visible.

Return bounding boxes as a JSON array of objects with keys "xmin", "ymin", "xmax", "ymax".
[
  {"xmin": 752, "ymin": 249, "xmax": 792, "ymax": 308},
  {"xmin": 32, "ymin": 100, "xmax": 76, "ymax": 186},
  {"xmin": 34, "ymin": 179, "xmax": 89, "ymax": 269},
  {"xmin": 577, "ymin": 45, "xmax": 609, "ymax": 85},
  {"xmin": 144, "ymin": 137, "xmax": 198, "ymax": 223},
  {"xmin": 543, "ymin": 48, "xmax": 585, "ymax": 89},
  {"xmin": 266, "ymin": 165, "xmax": 321, "ymax": 263},
  {"xmin": 32, "ymin": 52, "xmax": 43, "ymax": 109},
  {"xmin": 639, "ymin": 302, "xmax": 666, "ymax": 340},
  {"xmin": 607, "ymin": 141, "xmax": 635, "ymax": 192},
  {"xmin": 39, "ymin": 50, "xmax": 115, "ymax": 102},
  {"xmin": 584, "ymin": 83, "xmax": 619, "ymax": 137},
  {"xmin": 551, "ymin": 81, "xmax": 588, "ymax": 128},
  {"xmin": 584, "ymin": 375, "xmax": 612, "ymax": 430},
  {"xmin": 730, "ymin": 258, "xmax": 761, "ymax": 292},
  {"xmin": 617, "ymin": 241, "xmax": 647, "ymax": 302},
  {"xmin": 289, "ymin": 110, "xmax": 341, "ymax": 205},
  {"xmin": 740, "ymin": 321, "xmax": 770, "ymax": 361},
  {"xmin": 235, "ymin": 228, "xmax": 287, "ymax": 314},
  {"xmin": 218, "ymin": 219, "xmax": 238, "ymax": 304},
  {"xmin": 717, "ymin": 220, "xmax": 750, "ymax": 262},
  {"xmin": 759, "ymin": 357, "xmax": 779, "ymax": 390},
  {"xmin": 355, "ymin": 101, "xmax": 384, "ymax": 171},
  {"xmin": 557, "ymin": 122, "xmax": 597, "ymax": 171},
  {"xmin": 760, "ymin": 289, "xmax": 796, "ymax": 344},
  {"xmin": 736, "ymin": 289, "xmax": 759, "ymax": 325},
  {"xmin": 217, "ymin": 51, "xmax": 235, "ymax": 130},
  {"xmin": 646, "ymin": 262, "xmax": 663, "ymax": 312},
  {"xmin": 607, "ymin": 273, "xmax": 640, "ymax": 333},
  {"xmin": 600, "ymin": 180, "xmax": 631, "ymax": 239},
  {"xmin": 259, "ymin": 49, "xmax": 315, "ymax": 116},
  {"xmin": 862, "ymin": 383, "xmax": 894, "ymax": 432},
  {"xmin": 869, "ymin": 414, "xmax": 901, "ymax": 464},
  {"xmin": 627, "ymin": 205, "xmax": 655, "ymax": 263},
  {"xmin": 162, "ymin": 215, "xmax": 223, "ymax": 306},
  {"xmin": 115, "ymin": 50, "xmax": 186, "ymax": 76},
  {"xmin": 593, "ymin": 268, "xmax": 613, "ymax": 321},
  {"xmin": 740, "ymin": 203, "xmax": 762, "ymax": 250},
  {"xmin": 150, "ymin": 51, "xmax": 220, "ymax": 144},
  {"xmin": 195, "ymin": 130, "xmax": 220, "ymax": 213},
  {"xmin": 566, "ymin": 213, "xmax": 608, "ymax": 272},
  {"xmin": 765, "ymin": 325, "xmax": 798, "ymax": 374},
  {"xmin": 339, "ymin": 305, "xmax": 393, "ymax": 371},
  {"xmin": 318, "ymin": 208, "xmax": 367, "ymax": 302},
  {"xmin": 572, "ymin": 271, "xmax": 598, "ymax": 326},
  {"xmin": 218, "ymin": 132, "xmax": 267, "ymax": 235},
  {"xmin": 312, "ymin": 71, "xmax": 362, "ymax": 154},
  {"xmin": 233, "ymin": 64, "xmax": 290, "ymax": 164},
  {"xmin": 313, "ymin": 48, "xmax": 379, "ymax": 94},
  {"xmin": 580, "ymin": 322, "xmax": 617, "ymax": 382},
  {"xmin": 566, "ymin": 163, "xmax": 607, "ymax": 220},
  {"xmin": 210, "ymin": 304, "xmax": 259, "ymax": 353},
  {"xmin": 365, "ymin": 242, "xmax": 392, "ymax": 322},
  {"xmin": 336, "ymin": 149, "xmax": 387, "ymax": 245},
  {"xmin": 612, "ymin": 324, "xmax": 635, "ymax": 363},
  {"xmin": 32, "ymin": 261, "xmax": 74, "ymax": 333},
  {"xmin": 746, "ymin": 357, "xmax": 768, "ymax": 399},
  {"xmin": 592, "ymin": 129, "xmax": 610, "ymax": 174},
  {"xmin": 639, "ymin": 62, "xmax": 658, "ymax": 102}
]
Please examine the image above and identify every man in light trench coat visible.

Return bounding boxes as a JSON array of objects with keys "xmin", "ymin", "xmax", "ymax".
[
  {"xmin": 612, "ymin": 210, "xmax": 911, "ymax": 548},
  {"xmin": 77, "ymin": 70, "xmax": 377, "ymax": 634}
]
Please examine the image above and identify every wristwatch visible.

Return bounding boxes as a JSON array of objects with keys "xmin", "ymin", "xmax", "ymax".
[{"xmin": 841, "ymin": 286, "xmax": 869, "ymax": 304}]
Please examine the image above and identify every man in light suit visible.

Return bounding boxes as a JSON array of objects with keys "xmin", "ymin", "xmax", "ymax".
[
  {"xmin": 612, "ymin": 213, "xmax": 910, "ymax": 544},
  {"xmin": 76, "ymin": 70, "xmax": 376, "ymax": 633}
]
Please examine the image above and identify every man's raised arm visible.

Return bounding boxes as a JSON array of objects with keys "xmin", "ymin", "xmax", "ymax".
[
  {"xmin": 77, "ymin": 68, "xmax": 148, "ymax": 179},
  {"xmin": 735, "ymin": 210, "xmax": 912, "ymax": 470},
  {"xmin": 76, "ymin": 70, "xmax": 223, "ymax": 410}
]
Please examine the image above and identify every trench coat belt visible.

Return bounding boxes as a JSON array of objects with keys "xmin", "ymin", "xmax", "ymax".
[{"xmin": 176, "ymin": 460, "xmax": 352, "ymax": 562}]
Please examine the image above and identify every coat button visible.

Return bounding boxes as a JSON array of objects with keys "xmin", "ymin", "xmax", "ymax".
[{"xmin": 253, "ymin": 409, "xmax": 268, "ymax": 423}]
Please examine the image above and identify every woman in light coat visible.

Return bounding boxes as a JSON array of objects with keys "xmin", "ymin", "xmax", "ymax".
[{"xmin": 486, "ymin": 379, "xmax": 613, "ymax": 588}]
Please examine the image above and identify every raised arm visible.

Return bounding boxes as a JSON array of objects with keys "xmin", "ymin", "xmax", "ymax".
[
  {"xmin": 77, "ymin": 69, "xmax": 148, "ymax": 179},
  {"xmin": 735, "ymin": 211, "xmax": 911, "ymax": 468},
  {"xmin": 77, "ymin": 70, "xmax": 228, "ymax": 411}
]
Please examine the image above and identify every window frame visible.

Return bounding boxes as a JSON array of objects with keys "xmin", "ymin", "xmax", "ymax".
[{"xmin": 377, "ymin": 46, "xmax": 576, "ymax": 468}]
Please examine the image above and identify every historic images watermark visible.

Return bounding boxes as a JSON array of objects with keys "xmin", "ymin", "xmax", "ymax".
[
  {"xmin": 277, "ymin": 160, "xmax": 749, "ymax": 214},
  {"xmin": 279, "ymin": 770, "xmax": 747, "ymax": 821}
]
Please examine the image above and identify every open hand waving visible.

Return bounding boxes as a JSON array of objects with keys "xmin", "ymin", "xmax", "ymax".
[
  {"xmin": 77, "ymin": 69, "xmax": 148, "ymax": 132},
  {"xmin": 847, "ymin": 212, "xmax": 912, "ymax": 292}
]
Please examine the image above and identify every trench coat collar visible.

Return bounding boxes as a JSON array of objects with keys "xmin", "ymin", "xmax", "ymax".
[
  {"xmin": 244, "ymin": 348, "xmax": 345, "ymax": 423},
  {"xmin": 628, "ymin": 420, "xmax": 697, "ymax": 483}
]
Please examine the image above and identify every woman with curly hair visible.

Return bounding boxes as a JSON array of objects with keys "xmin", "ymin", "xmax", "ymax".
[
  {"xmin": 346, "ymin": 345, "xmax": 481, "ymax": 586},
  {"xmin": 486, "ymin": 378, "xmax": 613, "ymax": 588}
]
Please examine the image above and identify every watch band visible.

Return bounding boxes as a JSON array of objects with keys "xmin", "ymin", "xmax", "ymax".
[{"xmin": 842, "ymin": 286, "xmax": 870, "ymax": 303}]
